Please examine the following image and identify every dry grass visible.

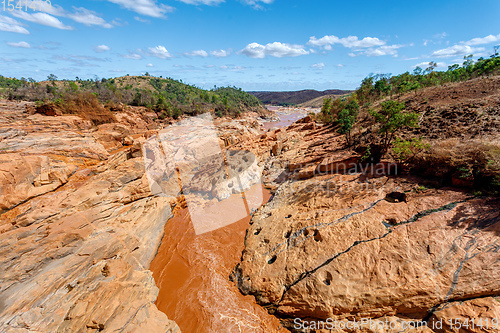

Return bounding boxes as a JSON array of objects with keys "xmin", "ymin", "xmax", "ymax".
[
  {"xmin": 410, "ymin": 137, "xmax": 500, "ymax": 193},
  {"xmin": 36, "ymin": 91, "xmax": 116, "ymax": 125}
]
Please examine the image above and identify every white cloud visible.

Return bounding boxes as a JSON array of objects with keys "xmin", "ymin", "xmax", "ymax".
[
  {"xmin": 239, "ymin": 42, "xmax": 309, "ymax": 58},
  {"xmin": 463, "ymin": 34, "xmax": 500, "ymax": 46},
  {"xmin": 24, "ymin": 0, "xmax": 66, "ymax": 16},
  {"xmin": 106, "ymin": 0, "xmax": 174, "ymax": 18},
  {"xmin": 11, "ymin": 11, "xmax": 73, "ymax": 30},
  {"xmin": 18, "ymin": 2, "xmax": 113, "ymax": 29},
  {"xmin": 146, "ymin": 63, "xmax": 154, "ymax": 67},
  {"xmin": 123, "ymin": 52, "xmax": 143, "ymax": 60},
  {"xmin": 433, "ymin": 32, "xmax": 448, "ymax": 39},
  {"xmin": 431, "ymin": 45, "xmax": 485, "ymax": 58},
  {"xmin": 7, "ymin": 41, "xmax": 31, "ymax": 48},
  {"xmin": 363, "ymin": 44, "xmax": 403, "ymax": 57},
  {"xmin": 0, "ymin": 15, "xmax": 29, "ymax": 34},
  {"xmin": 431, "ymin": 33, "xmax": 500, "ymax": 58},
  {"xmin": 187, "ymin": 50, "xmax": 209, "ymax": 57},
  {"xmin": 134, "ymin": 16, "xmax": 150, "ymax": 23},
  {"xmin": 94, "ymin": 45, "xmax": 111, "ymax": 52},
  {"xmin": 149, "ymin": 45, "xmax": 173, "ymax": 59},
  {"xmin": 68, "ymin": 7, "xmax": 113, "ymax": 28},
  {"xmin": 308, "ymin": 35, "xmax": 385, "ymax": 49},
  {"xmin": 347, "ymin": 44, "xmax": 403, "ymax": 57},
  {"xmin": 413, "ymin": 61, "xmax": 446, "ymax": 69},
  {"xmin": 176, "ymin": 0, "xmax": 225, "ymax": 5},
  {"xmin": 210, "ymin": 49, "xmax": 229, "ymax": 57},
  {"xmin": 311, "ymin": 62, "xmax": 325, "ymax": 70},
  {"xmin": 242, "ymin": 0, "xmax": 274, "ymax": 9}
]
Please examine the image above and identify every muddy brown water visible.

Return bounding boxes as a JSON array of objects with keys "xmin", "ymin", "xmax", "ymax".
[
  {"xmin": 263, "ymin": 111, "xmax": 306, "ymax": 130},
  {"xmin": 150, "ymin": 185, "xmax": 283, "ymax": 333}
]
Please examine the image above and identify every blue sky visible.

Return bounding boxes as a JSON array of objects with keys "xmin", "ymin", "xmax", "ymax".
[{"xmin": 1, "ymin": 0, "xmax": 499, "ymax": 91}]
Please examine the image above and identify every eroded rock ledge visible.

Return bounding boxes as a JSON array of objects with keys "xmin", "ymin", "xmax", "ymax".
[
  {"xmin": 231, "ymin": 117, "xmax": 500, "ymax": 332},
  {"xmin": 0, "ymin": 101, "xmax": 180, "ymax": 332}
]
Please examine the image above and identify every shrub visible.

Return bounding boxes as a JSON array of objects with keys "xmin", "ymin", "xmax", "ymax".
[
  {"xmin": 391, "ymin": 137, "xmax": 430, "ymax": 166},
  {"xmin": 369, "ymin": 100, "xmax": 419, "ymax": 153}
]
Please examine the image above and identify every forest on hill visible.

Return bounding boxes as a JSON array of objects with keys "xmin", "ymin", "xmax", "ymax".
[{"xmin": 0, "ymin": 74, "xmax": 263, "ymax": 120}]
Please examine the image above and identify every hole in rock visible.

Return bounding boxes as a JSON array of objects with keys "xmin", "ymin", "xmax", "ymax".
[
  {"xmin": 268, "ymin": 255, "xmax": 277, "ymax": 264},
  {"xmin": 284, "ymin": 230, "xmax": 292, "ymax": 238},
  {"xmin": 303, "ymin": 229, "xmax": 310, "ymax": 237},
  {"xmin": 313, "ymin": 229, "xmax": 323, "ymax": 242},
  {"xmin": 254, "ymin": 228, "xmax": 262, "ymax": 235},
  {"xmin": 385, "ymin": 191, "xmax": 407, "ymax": 203},
  {"xmin": 323, "ymin": 271, "xmax": 333, "ymax": 286}
]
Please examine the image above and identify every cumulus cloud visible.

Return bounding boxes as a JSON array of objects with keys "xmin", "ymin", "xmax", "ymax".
[
  {"xmin": 7, "ymin": 41, "xmax": 31, "ymax": 48},
  {"xmin": 210, "ymin": 49, "xmax": 229, "ymax": 57},
  {"xmin": 463, "ymin": 33, "xmax": 500, "ymax": 46},
  {"xmin": 311, "ymin": 63, "xmax": 325, "ymax": 70},
  {"xmin": 0, "ymin": 15, "xmax": 29, "ymax": 34},
  {"xmin": 239, "ymin": 42, "xmax": 309, "ymax": 58},
  {"xmin": 94, "ymin": 45, "xmax": 111, "ymax": 52},
  {"xmin": 146, "ymin": 63, "xmax": 154, "ymax": 67},
  {"xmin": 106, "ymin": 0, "xmax": 174, "ymax": 18},
  {"xmin": 68, "ymin": 7, "xmax": 113, "ymax": 28},
  {"xmin": 11, "ymin": 11, "xmax": 73, "ymax": 30},
  {"xmin": 431, "ymin": 33, "xmax": 500, "ymax": 58},
  {"xmin": 431, "ymin": 45, "xmax": 485, "ymax": 58},
  {"xmin": 308, "ymin": 35, "xmax": 385, "ymax": 49},
  {"xmin": 149, "ymin": 45, "xmax": 173, "ymax": 59},
  {"xmin": 187, "ymin": 50, "xmax": 209, "ymax": 57},
  {"xmin": 17, "ymin": 2, "xmax": 113, "ymax": 28}
]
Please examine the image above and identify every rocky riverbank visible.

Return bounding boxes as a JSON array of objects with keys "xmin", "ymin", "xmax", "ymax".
[{"xmin": 1, "ymin": 91, "xmax": 499, "ymax": 333}]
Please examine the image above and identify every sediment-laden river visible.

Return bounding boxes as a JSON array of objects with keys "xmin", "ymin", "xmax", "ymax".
[{"xmin": 150, "ymin": 185, "xmax": 283, "ymax": 333}]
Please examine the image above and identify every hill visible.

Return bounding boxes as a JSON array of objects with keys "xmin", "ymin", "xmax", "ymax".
[
  {"xmin": 248, "ymin": 89, "xmax": 352, "ymax": 106},
  {"xmin": 0, "ymin": 75, "xmax": 264, "ymax": 120},
  {"xmin": 298, "ymin": 92, "xmax": 351, "ymax": 108}
]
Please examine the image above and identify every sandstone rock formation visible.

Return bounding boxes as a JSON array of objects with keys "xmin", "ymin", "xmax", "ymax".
[
  {"xmin": 0, "ymin": 101, "xmax": 179, "ymax": 332},
  {"xmin": 231, "ymin": 116, "xmax": 500, "ymax": 332}
]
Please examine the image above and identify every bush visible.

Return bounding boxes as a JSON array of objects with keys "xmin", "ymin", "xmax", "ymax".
[
  {"xmin": 391, "ymin": 137, "xmax": 430, "ymax": 166},
  {"xmin": 369, "ymin": 100, "xmax": 419, "ymax": 153}
]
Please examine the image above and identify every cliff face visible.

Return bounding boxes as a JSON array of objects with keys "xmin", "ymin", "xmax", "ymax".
[
  {"xmin": 231, "ymin": 116, "xmax": 500, "ymax": 332},
  {"xmin": 0, "ymin": 101, "xmax": 180, "ymax": 332}
]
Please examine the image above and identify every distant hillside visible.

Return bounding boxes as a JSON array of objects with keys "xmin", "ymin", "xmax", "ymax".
[
  {"xmin": 248, "ymin": 89, "xmax": 352, "ymax": 106},
  {"xmin": 299, "ymin": 93, "xmax": 351, "ymax": 108}
]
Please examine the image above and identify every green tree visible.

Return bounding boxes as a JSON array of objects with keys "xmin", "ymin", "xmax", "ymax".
[
  {"xmin": 337, "ymin": 99, "xmax": 359, "ymax": 146},
  {"xmin": 374, "ymin": 78, "xmax": 391, "ymax": 96},
  {"xmin": 68, "ymin": 81, "xmax": 78, "ymax": 92},
  {"xmin": 47, "ymin": 74, "xmax": 58, "ymax": 86},
  {"xmin": 369, "ymin": 100, "xmax": 419, "ymax": 153}
]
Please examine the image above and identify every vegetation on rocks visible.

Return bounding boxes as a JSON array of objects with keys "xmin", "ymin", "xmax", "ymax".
[{"xmin": 317, "ymin": 54, "xmax": 500, "ymax": 194}]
